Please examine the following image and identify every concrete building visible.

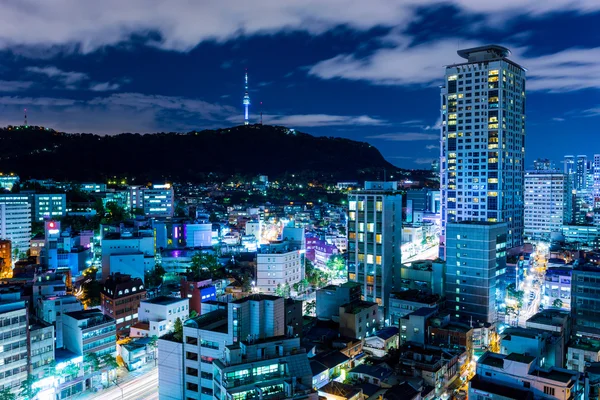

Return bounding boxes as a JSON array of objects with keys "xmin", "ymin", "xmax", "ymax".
[
  {"xmin": 130, "ymin": 183, "xmax": 175, "ymax": 218},
  {"xmin": 473, "ymin": 351, "xmax": 581, "ymax": 400},
  {"xmin": 0, "ymin": 288, "xmax": 28, "ymax": 394},
  {"xmin": 567, "ymin": 337, "xmax": 600, "ymax": 373},
  {"xmin": 445, "ymin": 221, "xmax": 507, "ymax": 325},
  {"xmin": 0, "ymin": 239, "xmax": 11, "ymax": 275},
  {"xmin": 524, "ymin": 171, "xmax": 569, "ymax": 240},
  {"xmin": 543, "ymin": 267, "xmax": 572, "ymax": 311},
  {"xmin": 158, "ymin": 294, "xmax": 290, "ymax": 400},
  {"xmin": 398, "ymin": 259, "xmax": 445, "ymax": 296},
  {"xmin": 29, "ymin": 321, "xmax": 55, "ymax": 380},
  {"xmin": 101, "ymin": 273, "xmax": 146, "ymax": 335},
  {"xmin": 571, "ymin": 264, "xmax": 600, "ymax": 338},
  {"xmin": 399, "ymin": 307, "xmax": 438, "ymax": 344},
  {"xmin": 213, "ymin": 336, "xmax": 314, "ymax": 400},
  {"xmin": 339, "ymin": 300, "xmax": 380, "ymax": 340},
  {"xmin": 36, "ymin": 294, "xmax": 83, "ymax": 348},
  {"xmin": 316, "ymin": 282, "xmax": 361, "ymax": 322},
  {"xmin": 561, "ymin": 225, "xmax": 600, "ymax": 245},
  {"xmin": 348, "ymin": 181, "xmax": 402, "ymax": 320},
  {"xmin": 256, "ymin": 242, "xmax": 304, "ymax": 293},
  {"xmin": 101, "ymin": 231, "xmax": 155, "ymax": 280},
  {"xmin": 63, "ymin": 310, "xmax": 117, "ymax": 357},
  {"xmin": 441, "ymin": 45, "xmax": 526, "ymax": 250},
  {"xmin": 132, "ymin": 296, "xmax": 189, "ymax": 338},
  {"xmin": 576, "ymin": 155, "xmax": 588, "ymax": 191},
  {"xmin": 33, "ymin": 193, "xmax": 66, "ymax": 221},
  {"xmin": 79, "ymin": 183, "xmax": 107, "ymax": 193},
  {"xmin": 0, "ymin": 195, "xmax": 31, "ymax": 255},
  {"xmin": 185, "ymin": 222, "xmax": 213, "ymax": 247},
  {"xmin": 389, "ymin": 290, "xmax": 440, "ymax": 326}
]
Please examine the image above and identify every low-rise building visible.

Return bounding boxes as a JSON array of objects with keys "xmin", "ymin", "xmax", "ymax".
[
  {"xmin": 400, "ymin": 307, "xmax": 438, "ymax": 344},
  {"xmin": 339, "ymin": 300, "xmax": 380, "ymax": 340},
  {"xmin": 567, "ymin": 337, "xmax": 600, "ymax": 373},
  {"xmin": 131, "ymin": 296, "xmax": 189, "ymax": 338},
  {"xmin": 63, "ymin": 310, "xmax": 117, "ymax": 358},
  {"xmin": 474, "ymin": 351, "xmax": 581, "ymax": 400},
  {"xmin": 256, "ymin": 242, "xmax": 304, "ymax": 293},
  {"xmin": 389, "ymin": 290, "xmax": 440, "ymax": 326},
  {"xmin": 363, "ymin": 327, "xmax": 400, "ymax": 358},
  {"xmin": 543, "ymin": 267, "xmax": 572, "ymax": 311},
  {"xmin": 30, "ymin": 321, "xmax": 55, "ymax": 380},
  {"xmin": 316, "ymin": 282, "xmax": 361, "ymax": 322},
  {"xmin": 100, "ymin": 273, "xmax": 146, "ymax": 335},
  {"xmin": 398, "ymin": 259, "xmax": 445, "ymax": 296}
]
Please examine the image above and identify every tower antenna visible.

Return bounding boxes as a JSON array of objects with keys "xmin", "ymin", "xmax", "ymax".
[
  {"xmin": 24, "ymin": 108, "xmax": 27, "ymax": 127},
  {"xmin": 243, "ymin": 69, "xmax": 250, "ymax": 125}
]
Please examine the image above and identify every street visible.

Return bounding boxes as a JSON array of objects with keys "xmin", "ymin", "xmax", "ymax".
[{"xmin": 79, "ymin": 367, "xmax": 158, "ymax": 400}]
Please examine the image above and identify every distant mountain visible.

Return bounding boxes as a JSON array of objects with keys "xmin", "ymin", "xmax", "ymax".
[{"xmin": 0, "ymin": 124, "xmax": 412, "ymax": 183}]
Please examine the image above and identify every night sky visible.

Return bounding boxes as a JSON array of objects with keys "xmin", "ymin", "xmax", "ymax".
[{"xmin": 0, "ymin": 1, "xmax": 598, "ymax": 169}]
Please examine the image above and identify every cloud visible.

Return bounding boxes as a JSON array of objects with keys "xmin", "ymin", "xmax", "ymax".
[
  {"xmin": 0, "ymin": 1, "xmax": 598, "ymax": 56},
  {"xmin": 220, "ymin": 61, "xmax": 233, "ymax": 69},
  {"xmin": 0, "ymin": 93, "xmax": 236, "ymax": 134},
  {"xmin": 26, "ymin": 66, "xmax": 88, "ymax": 86},
  {"xmin": 310, "ymin": 35, "xmax": 600, "ymax": 92},
  {"xmin": 258, "ymin": 81, "xmax": 273, "ymax": 87},
  {"xmin": 425, "ymin": 144, "xmax": 438, "ymax": 150},
  {"xmin": 414, "ymin": 157, "xmax": 435, "ymax": 165},
  {"xmin": 0, "ymin": 80, "xmax": 33, "ymax": 92},
  {"xmin": 552, "ymin": 117, "xmax": 565, "ymax": 122},
  {"xmin": 234, "ymin": 113, "xmax": 387, "ymax": 127},
  {"xmin": 89, "ymin": 82, "xmax": 120, "ymax": 92},
  {"xmin": 582, "ymin": 107, "xmax": 600, "ymax": 117},
  {"xmin": 365, "ymin": 132, "xmax": 438, "ymax": 141}
]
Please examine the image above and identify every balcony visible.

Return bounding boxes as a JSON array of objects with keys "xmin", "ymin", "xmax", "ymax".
[{"xmin": 223, "ymin": 371, "xmax": 287, "ymax": 389}]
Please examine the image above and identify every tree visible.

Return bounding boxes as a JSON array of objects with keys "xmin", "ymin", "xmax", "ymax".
[
  {"xmin": 18, "ymin": 375, "xmax": 40, "ymax": 400},
  {"xmin": 0, "ymin": 388, "xmax": 16, "ymax": 400},
  {"xmin": 84, "ymin": 352, "xmax": 100, "ymax": 374},
  {"xmin": 101, "ymin": 354, "xmax": 119, "ymax": 371},
  {"xmin": 60, "ymin": 362, "xmax": 80, "ymax": 379},
  {"xmin": 145, "ymin": 264, "xmax": 166, "ymax": 288},
  {"xmin": 190, "ymin": 252, "xmax": 221, "ymax": 280},
  {"xmin": 275, "ymin": 283, "xmax": 291, "ymax": 298},
  {"xmin": 326, "ymin": 255, "xmax": 346, "ymax": 280},
  {"xmin": 173, "ymin": 317, "xmax": 184, "ymax": 342},
  {"xmin": 553, "ymin": 299, "xmax": 564, "ymax": 309},
  {"xmin": 189, "ymin": 310, "xmax": 198, "ymax": 318},
  {"xmin": 304, "ymin": 300, "xmax": 316, "ymax": 316},
  {"xmin": 149, "ymin": 335, "xmax": 159, "ymax": 366}
]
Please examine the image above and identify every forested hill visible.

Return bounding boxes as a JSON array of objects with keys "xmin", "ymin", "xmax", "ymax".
[{"xmin": 0, "ymin": 124, "xmax": 407, "ymax": 183}]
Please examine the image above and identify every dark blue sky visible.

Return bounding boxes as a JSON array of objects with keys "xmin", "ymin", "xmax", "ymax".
[{"xmin": 0, "ymin": 2, "xmax": 599, "ymax": 169}]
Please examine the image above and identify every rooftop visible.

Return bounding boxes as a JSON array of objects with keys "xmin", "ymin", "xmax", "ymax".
[
  {"xmin": 505, "ymin": 353, "xmax": 536, "ymax": 364},
  {"xmin": 532, "ymin": 368, "xmax": 577, "ymax": 384},
  {"xmin": 405, "ymin": 307, "xmax": 438, "ymax": 318},
  {"xmin": 457, "ymin": 44, "xmax": 511, "ymax": 60},
  {"xmin": 184, "ymin": 309, "xmax": 228, "ymax": 333},
  {"xmin": 470, "ymin": 375, "xmax": 533, "ymax": 400},
  {"xmin": 141, "ymin": 295, "xmax": 186, "ymax": 306},
  {"xmin": 527, "ymin": 310, "xmax": 569, "ymax": 327},
  {"xmin": 231, "ymin": 293, "xmax": 281, "ymax": 303},
  {"xmin": 319, "ymin": 381, "xmax": 361, "ymax": 399},
  {"xmin": 340, "ymin": 300, "xmax": 378, "ymax": 314}
]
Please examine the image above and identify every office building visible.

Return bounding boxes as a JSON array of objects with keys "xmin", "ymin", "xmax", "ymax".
[
  {"xmin": 524, "ymin": 170, "xmax": 569, "ymax": 240},
  {"xmin": 130, "ymin": 183, "xmax": 174, "ymax": 218},
  {"xmin": 440, "ymin": 45, "xmax": 526, "ymax": 250},
  {"xmin": 533, "ymin": 158, "xmax": 552, "ymax": 171},
  {"xmin": 571, "ymin": 264, "xmax": 600, "ymax": 339},
  {"xmin": 79, "ymin": 183, "xmax": 107, "ymax": 193},
  {"xmin": 445, "ymin": 221, "xmax": 507, "ymax": 325},
  {"xmin": 33, "ymin": 193, "xmax": 66, "ymax": 221},
  {"xmin": 101, "ymin": 273, "xmax": 146, "ymax": 335},
  {"xmin": 63, "ymin": 310, "xmax": 116, "ymax": 357},
  {"xmin": 29, "ymin": 321, "xmax": 55, "ymax": 380},
  {"xmin": 576, "ymin": 155, "xmax": 588, "ymax": 191},
  {"xmin": 0, "ymin": 195, "xmax": 31, "ymax": 255},
  {"xmin": 594, "ymin": 154, "xmax": 600, "ymax": 206},
  {"xmin": 348, "ymin": 181, "xmax": 402, "ymax": 320},
  {"xmin": 339, "ymin": 300, "xmax": 380, "ymax": 340},
  {"xmin": 0, "ymin": 288, "xmax": 28, "ymax": 394}
]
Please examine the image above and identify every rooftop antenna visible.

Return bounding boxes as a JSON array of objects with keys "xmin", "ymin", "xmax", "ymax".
[
  {"xmin": 243, "ymin": 69, "xmax": 250, "ymax": 125},
  {"xmin": 24, "ymin": 108, "xmax": 27, "ymax": 126}
]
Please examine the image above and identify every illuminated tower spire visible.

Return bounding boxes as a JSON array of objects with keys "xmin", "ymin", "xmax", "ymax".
[
  {"xmin": 24, "ymin": 108, "xmax": 27, "ymax": 127},
  {"xmin": 243, "ymin": 69, "xmax": 250, "ymax": 125}
]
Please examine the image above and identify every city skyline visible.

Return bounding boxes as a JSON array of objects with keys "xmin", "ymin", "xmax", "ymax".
[{"xmin": 0, "ymin": 3, "xmax": 597, "ymax": 168}]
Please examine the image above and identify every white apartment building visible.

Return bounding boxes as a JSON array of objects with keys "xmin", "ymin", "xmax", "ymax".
[
  {"xmin": 0, "ymin": 200, "xmax": 31, "ymax": 255},
  {"xmin": 348, "ymin": 181, "xmax": 403, "ymax": 320},
  {"xmin": 63, "ymin": 310, "xmax": 117, "ymax": 357},
  {"xmin": 473, "ymin": 351, "xmax": 581, "ymax": 400},
  {"xmin": 441, "ymin": 45, "xmax": 526, "ymax": 250},
  {"xmin": 0, "ymin": 289, "xmax": 28, "ymax": 394},
  {"xmin": 256, "ymin": 245, "xmax": 304, "ymax": 293},
  {"xmin": 524, "ymin": 171, "xmax": 569, "ymax": 241},
  {"xmin": 132, "ymin": 296, "xmax": 189, "ymax": 337}
]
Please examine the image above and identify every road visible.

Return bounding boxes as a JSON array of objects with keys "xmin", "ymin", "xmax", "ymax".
[{"xmin": 79, "ymin": 368, "xmax": 158, "ymax": 400}]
